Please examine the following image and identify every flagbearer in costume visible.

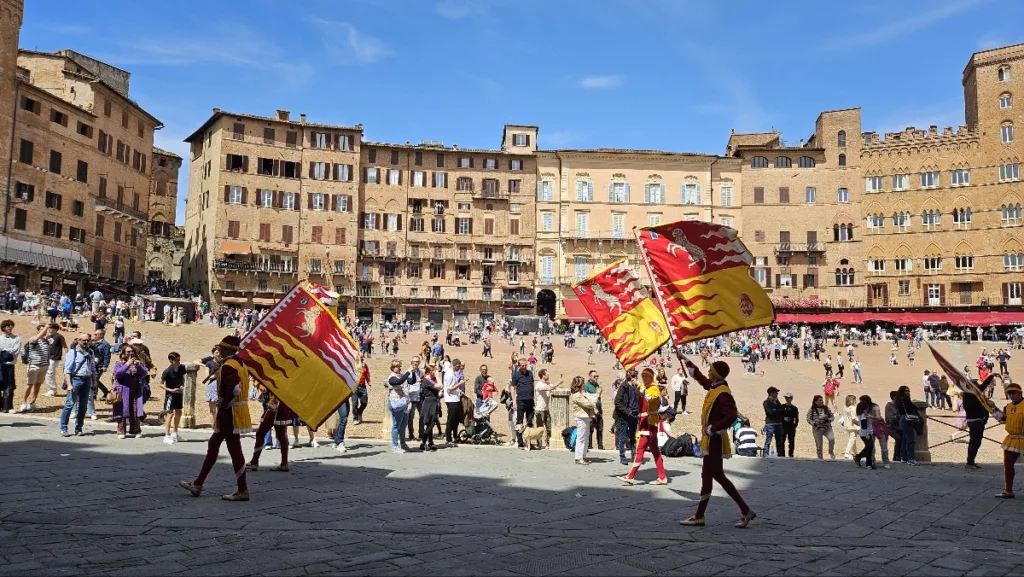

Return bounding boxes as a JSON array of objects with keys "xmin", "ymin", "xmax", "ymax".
[
  {"xmin": 619, "ymin": 368, "xmax": 667, "ymax": 485},
  {"xmin": 246, "ymin": 390, "xmax": 292, "ymax": 472},
  {"xmin": 179, "ymin": 336, "xmax": 252, "ymax": 501},
  {"xmin": 995, "ymin": 382, "xmax": 1024, "ymax": 499},
  {"xmin": 680, "ymin": 359, "xmax": 756, "ymax": 528}
]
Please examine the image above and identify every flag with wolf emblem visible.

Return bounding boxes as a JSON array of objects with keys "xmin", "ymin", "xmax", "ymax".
[
  {"xmin": 928, "ymin": 343, "xmax": 1000, "ymax": 414},
  {"xmin": 635, "ymin": 221, "xmax": 775, "ymax": 345},
  {"xmin": 572, "ymin": 259, "xmax": 669, "ymax": 369},
  {"xmin": 236, "ymin": 283, "xmax": 357, "ymax": 428}
]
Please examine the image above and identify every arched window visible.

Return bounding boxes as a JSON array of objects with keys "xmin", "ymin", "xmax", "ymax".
[
  {"xmin": 750, "ymin": 156, "xmax": 769, "ymax": 168},
  {"xmin": 834, "ymin": 267, "xmax": 855, "ymax": 286},
  {"xmin": 1003, "ymin": 203, "xmax": 1023, "ymax": 224},
  {"xmin": 999, "ymin": 65, "xmax": 1012, "ymax": 82},
  {"xmin": 1001, "ymin": 92, "xmax": 1013, "ymax": 110},
  {"xmin": 798, "ymin": 156, "xmax": 816, "ymax": 168},
  {"xmin": 1003, "ymin": 122, "xmax": 1015, "ymax": 144},
  {"xmin": 952, "ymin": 207, "xmax": 973, "ymax": 225},
  {"xmin": 837, "ymin": 130, "xmax": 846, "ymax": 147},
  {"xmin": 838, "ymin": 153, "xmax": 847, "ymax": 167},
  {"xmin": 774, "ymin": 156, "xmax": 792, "ymax": 168},
  {"xmin": 833, "ymin": 224, "xmax": 854, "ymax": 241}
]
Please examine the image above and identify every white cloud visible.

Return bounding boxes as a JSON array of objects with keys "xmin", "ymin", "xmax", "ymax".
[
  {"xmin": 110, "ymin": 27, "xmax": 304, "ymax": 75},
  {"xmin": 579, "ymin": 75, "xmax": 623, "ymax": 89},
  {"xmin": 825, "ymin": 0, "xmax": 989, "ymax": 51},
  {"xmin": 436, "ymin": 0, "xmax": 484, "ymax": 19},
  {"xmin": 308, "ymin": 19, "xmax": 391, "ymax": 64}
]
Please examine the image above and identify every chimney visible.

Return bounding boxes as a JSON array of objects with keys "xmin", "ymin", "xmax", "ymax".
[
  {"xmin": 300, "ymin": 113, "xmax": 307, "ymax": 124},
  {"xmin": 276, "ymin": 110, "xmax": 290, "ymax": 121},
  {"xmin": 212, "ymin": 107, "xmax": 221, "ymax": 114}
]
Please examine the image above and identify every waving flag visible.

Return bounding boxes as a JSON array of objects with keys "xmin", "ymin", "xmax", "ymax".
[
  {"xmin": 928, "ymin": 343, "xmax": 999, "ymax": 414},
  {"xmin": 635, "ymin": 221, "xmax": 775, "ymax": 344},
  {"xmin": 236, "ymin": 283, "xmax": 357, "ymax": 429},
  {"xmin": 306, "ymin": 283, "xmax": 340, "ymax": 317},
  {"xmin": 572, "ymin": 259, "xmax": 669, "ymax": 369}
]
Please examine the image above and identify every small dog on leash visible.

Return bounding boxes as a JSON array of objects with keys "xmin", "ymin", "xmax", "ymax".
[{"xmin": 519, "ymin": 425, "xmax": 548, "ymax": 450}]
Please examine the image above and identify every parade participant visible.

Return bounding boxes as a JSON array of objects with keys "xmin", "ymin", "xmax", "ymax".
[
  {"xmin": 680, "ymin": 359, "xmax": 755, "ymax": 528},
  {"xmin": 179, "ymin": 336, "xmax": 252, "ymax": 501},
  {"xmin": 995, "ymin": 382, "xmax": 1024, "ymax": 498},
  {"xmin": 246, "ymin": 388, "xmax": 292, "ymax": 472},
  {"xmin": 618, "ymin": 368, "xmax": 668, "ymax": 485}
]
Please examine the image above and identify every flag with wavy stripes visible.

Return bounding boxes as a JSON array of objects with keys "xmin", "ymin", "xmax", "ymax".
[
  {"xmin": 236, "ymin": 283, "xmax": 357, "ymax": 429},
  {"xmin": 636, "ymin": 221, "xmax": 775, "ymax": 345},
  {"xmin": 572, "ymin": 259, "xmax": 669, "ymax": 369},
  {"xmin": 928, "ymin": 343, "xmax": 999, "ymax": 414}
]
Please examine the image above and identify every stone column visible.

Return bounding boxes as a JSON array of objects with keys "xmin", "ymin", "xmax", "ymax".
[
  {"xmin": 380, "ymin": 388, "xmax": 392, "ymax": 441},
  {"xmin": 549, "ymin": 389, "xmax": 570, "ymax": 448},
  {"xmin": 182, "ymin": 363, "xmax": 200, "ymax": 429},
  {"xmin": 913, "ymin": 400, "xmax": 931, "ymax": 463}
]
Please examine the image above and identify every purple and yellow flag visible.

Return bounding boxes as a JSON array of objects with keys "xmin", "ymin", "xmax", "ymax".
[
  {"xmin": 635, "ymin": 221, "xmax": 775, "ymax": 345},
  {"xmin": 572, "ymin": 259, "xmax": 669, "ymax": 369},
  {"xmin": 237, "ymin": 284, "xmax": 357, "ymax": 429}
]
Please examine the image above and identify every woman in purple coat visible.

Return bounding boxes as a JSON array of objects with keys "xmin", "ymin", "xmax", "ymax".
[{"xmin": 112, "ymin": 345, "xmax": 150, "ymax": 438}]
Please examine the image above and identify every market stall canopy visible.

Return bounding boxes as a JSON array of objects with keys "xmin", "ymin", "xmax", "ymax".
[
  {"xmin": 219, "ymin": 241, "xmax": 252, "ymax": 255},
  {"xmin": 775, "ymin": 311, "xmax": 1024, "ymax": 326},
  {"xmin": 560, "ymin": 299, "xmax": 590, "ymax": 322}
]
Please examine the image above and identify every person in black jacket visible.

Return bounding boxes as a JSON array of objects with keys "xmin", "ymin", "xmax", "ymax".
[
  {"xmin": 780, "ymin": 392, "xmax": 799, "ymax": 457},
  {"xmin": 762, "ymin": 387, "xmax": 786, "ymax": 458},
  {"xmin": 895, "ymin": 385, "xmax": 921, "ymax": 465},
  {"xmin": 614, "ymin": 370, "xmax": 640, "ymax": 466},
  {"xmin": 963, "ymin": 377, "xmax": 992, "ymax": 471}
]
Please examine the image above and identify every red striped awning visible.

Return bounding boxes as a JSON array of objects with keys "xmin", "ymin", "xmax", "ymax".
[
  {"xmin": 775, "ymin": 311, "xmax": 1024, "ymax": 326},
  {"xmin": 562, "ymin": 299, "xmax": 590, "ymax": 322}
]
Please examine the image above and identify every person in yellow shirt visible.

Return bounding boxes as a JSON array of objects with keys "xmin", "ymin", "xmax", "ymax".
[{"xmin": 996, "ymin": 382, "xmax": 1024, "ymax": 499}]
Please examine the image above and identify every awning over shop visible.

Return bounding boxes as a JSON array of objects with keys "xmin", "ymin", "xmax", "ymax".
[
  {"xmin": 219, "ymin": 241, "xmax": 252, "ymax": 255},
  {"xmin": 562, "ymin": 299, "xmax": 590, "ymax": 322},
  {"xmin": 220, "ymin": 296, "xmax": 249, "ymax": 304},
  {"xmin": 775, "ymin": 311, "xmax": 1024, "ymax": 326},
  {"xmin": 252, "ymin": 298, "xmax": 278, "ymax": 306}
]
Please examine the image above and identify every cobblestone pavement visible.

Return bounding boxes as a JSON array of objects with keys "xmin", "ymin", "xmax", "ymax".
[{"xmin": 1, "ymin": 414, "xmax": 1022, "ymax": 576}]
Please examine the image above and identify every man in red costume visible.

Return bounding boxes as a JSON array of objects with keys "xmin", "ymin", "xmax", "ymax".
[
  {"xmin": 618, "ymin": 368, "xmax": 668, "ymax": 485},
  {"xmin": 179, "ymin": 335, "xmax": 251, "ymax": 501},
  {"xmin": 680, "ymin": 359, "xmax": 756, "ymax": 528},
  {"xmin": 245, "ymin": 389, "xmax": 292, "ymax": 472}
]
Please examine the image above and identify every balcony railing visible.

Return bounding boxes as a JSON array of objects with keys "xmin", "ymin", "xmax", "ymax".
[
  {"xmin": 566, "ymin": 230, "xmax": 631, "ymax": 240},
  {"xmin": 501, "ymin": 291, "xmax": 533, "ymax": 303},
  {"xmin": 95, "ymin": 196, "xmax": 147, "ymax": 222},
  {"xmin": 774, "ymin": 242, "xmax": 826, "ymax": 254},
  {"xmin": 774, "ymin": 291, "xmax": 1001, "ymax": 310},
  {"xmin": 481, "ymin": 276, "xmax": 493, "ymax": 285},
  {"xmin": 474, "ymin": 190, "xmax": 509, "ymax": 200},
  {"xmin": 213, "ymin": 260, "xmax": 295, "ymax": 273}
]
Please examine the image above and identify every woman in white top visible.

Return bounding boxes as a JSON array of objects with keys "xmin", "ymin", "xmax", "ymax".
[
  {"xmin": 853, "ymin": 395, "xmax": 878, "ymax": 469},
  {"xmin": 533, "ymin": 368, "xmax": 560, "ymax": 443},
  {"xmin": 842, "ymin": 394, "xmax": 861, "ymax": 458}
]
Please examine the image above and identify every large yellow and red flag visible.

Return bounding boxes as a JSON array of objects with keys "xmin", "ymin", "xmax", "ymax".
[
  {"xmin": 236, "ymin": 283, "xmax": 357, "ymax": 429},
  {"xmin": 636, "ymin": 221, "xmax": 775, "ymax": 344},
  {"xmin": 572, "ymin": 259, "xmax": 669, "ymax": 369}
]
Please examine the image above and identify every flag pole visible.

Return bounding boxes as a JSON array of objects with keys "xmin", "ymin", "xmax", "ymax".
[{"xmin": 632, "ymin": 226, "xmax": 686, "ymax": 365}]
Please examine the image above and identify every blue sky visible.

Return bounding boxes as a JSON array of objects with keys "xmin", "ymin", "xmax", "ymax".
[{"xmin": 18, "ymin": 0, "xmax": 1023, "ymax": 225}]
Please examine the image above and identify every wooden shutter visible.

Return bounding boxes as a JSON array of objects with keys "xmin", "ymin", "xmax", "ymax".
[
  {"xmin": 344, "ymin": 195, "xmax": 352, "ymax": 212},
  {"xmin": 939, "ymin": 284, "xmax": 946, "ymax": 306},
  {"xmin": 260, "ymin": 223, "xmax": 270, "ymax": 241},
  {"xmin": 241, "ymin": 156, "xmax": 249, "ymax": 172},
  {"xmin": 807, "ymin": 231, "xmax": 817, "ymax": 244},
  {"xmin": 765, "ymin": 267, "xmax": 772, "ymax": 287},
  {"xmin": 922, "ymin": 285, "xmax": 928, "ymax": 306},
  {"xmin": 468, "ymin": 218, "xmax": 473, "ymax": 234},
  {"xmin": 882, "ymin": 283, "xmax": 889, "ymax": 306},
  {"xmin": 396, "ymin": 215, "xmax": 403, "ymax": 231},
  {"xmin": 1003, "ymin": 283, "xmax": 1010, "ymax": 305},
  {"xmin": 311, "ymin": 226, "xmax": 322, "ymax": 244},
  {"xmin": 223, "ymin": 184, "xmax": 230, "ymax": 202},
  {"xmin": 775, "ymin": 274, "xmax": 781, "ymax": 288},
  {"xmin": 307, "ymin": 193, "xmax": 313, "ymax": 209},
  {"xmin": 485, "ymin": 219, "xmax": 494, "ymax": 235},
  {"xmin": 358, "ymin": 212, "xmax": 365, "ymax": 229},
  {"xmin": 866, "ymin": 285, "xmax": 874, "ymax": 307},
  {"xmin": 336, "ymin": 228, "xmax": 345, "ymax": 244},
  {"xmin": 241, "ymin": 187, "xmax": 248, "ymax": 204},
  {"xmin": 754, "ymin": 187, "xmax": 765, "ymax": 203},
  {"xmin": 779, "ymin": 187, "xmax": 789, "ymax": 203},
  {"xmin": 510, "ymin": 219, "xmax": 519, "ymax": 235}
]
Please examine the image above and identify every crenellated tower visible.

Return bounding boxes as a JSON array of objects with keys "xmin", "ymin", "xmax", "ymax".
[{"xmin": 0, "ymin": 0, "xmax": 24, "ymax": 219}]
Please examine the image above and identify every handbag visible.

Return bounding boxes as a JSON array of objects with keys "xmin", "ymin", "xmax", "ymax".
[{"xmin": 105, "ymin": 387, "xmax": 122, "ymax": 405}]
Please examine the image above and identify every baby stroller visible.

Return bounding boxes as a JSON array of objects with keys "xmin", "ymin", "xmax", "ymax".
[{"xmin": 459, "ymin": 398, "xmax": 501, "ymax": 445}]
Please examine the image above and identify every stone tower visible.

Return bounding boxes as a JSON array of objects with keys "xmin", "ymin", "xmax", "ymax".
[{"xmin": 0, "ymin": 0, "xmax": 24, "ymax": 225}]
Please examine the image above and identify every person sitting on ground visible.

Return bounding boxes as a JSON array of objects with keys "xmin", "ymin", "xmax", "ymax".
[{"xmin": 734, "ymin": 418, "xmax": 759, "ymax": 457}]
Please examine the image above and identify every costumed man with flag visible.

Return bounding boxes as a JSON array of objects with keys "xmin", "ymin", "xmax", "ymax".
[
  {"xmin": 618, "ymin": 367, "xmax": 668, "ymax": 485},
  {"xmin": 995, "ymin": 381, "xmax": 1024, "ymax": 499},
  {"xmin": 634, "ymin": 220, "xmax": 774, "ymax": 527},
  {"xmin": 179, "ymin": 335, "xmax": 252, "ymax": 501}
]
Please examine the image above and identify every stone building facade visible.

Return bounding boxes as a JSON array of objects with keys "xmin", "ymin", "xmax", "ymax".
[
  {"xmin": 146, "ymin": 148, "xmax": 184, "ymax": 281},
  {"xmin": 0, "ymin": 0, "xmax": 23, "ymax": 230},
  {"xmin": 182, "ymin": 111, "xmax": 538, "ymax": 326},
  {"xmin": 533, "ymin": 149, "xmax": 742, "ymax": 319},
  {"xmin": 1, "ymin": 46, "xmax": 160, "ymax": 295}
]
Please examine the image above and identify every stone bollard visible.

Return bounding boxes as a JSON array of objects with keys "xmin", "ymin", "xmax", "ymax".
[
  {"xmin": 380, "ymin": 388, "xmax": 392, "ymax": 441},
  {"xmin": 913, "ymin": 400, "xmax": 931, "ymax": 462},
  {"xmin": 182, "ymin": 362, "xmax": 200, "ymax": 429},
  {"xmin": 549, "ymin": 389, "xmax": 570, "ymax": 448}
]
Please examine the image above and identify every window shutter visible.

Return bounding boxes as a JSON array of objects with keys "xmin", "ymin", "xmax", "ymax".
[
  {"xmin": 241, "ymin": 187, "xmax": 248, "ymax": 204},
  {"xmin": 775, "ymin": 274, "xmax": 781, "ymax": 288},
  {"xmin": 748, "ymin": 268, "xmax": 755, "ymax": 279},
  {"xmin": 765, "ymin": 268, "xmax": 772, "ymax": 287},
  {"xmin": 223, "ymin": 185, "xmax": 230, "ymax": 202},
  {"xmin": 430, "ymin": 172, "xmax": 436, "ymax": 188},
  {"xmin": 309, "ymin": 162, "xmax": 316, "ymax": 178},
  {"xmin": 241, "ymin": 156, "xmax": 249, "ymax": 173},
  {"xmin": 922, "ymin": 285, "xmax": 928, "ymax": 306},
  {"xmin": 779, "ymin": 187, "xmax": 789, "ymax": 203},
  {"xmin": 345, "ymin": 195, "xmax": 352, "ymax": 211},
  {"xmin": 468, "ymin": 218, "xmax": 473, "ymax": 234},
  {"xmin": 307, "ymin": 194, "xmax": 313, "ymax": 209},
  {"xmin": 882, "ymin": 283, "xmax": 889, "ymax": 306},
  {"xmin": 398, "ymin": 170, "xmax": 402, "ymax": 185},
  {"xmin": 644, "ymin": 184, "xmax": 651, "ymax": 203},
  {"xmin": 1003, "ymin": 283, "xmax": 1010, "ymax": 305},
  {"xmin": 939, "ymin": 284, "xmax": 946, "ymax": 306},
  {"xmin": 359, "ymin": 212, "xmax": 365, "ymax": 229},
  {"xmin": 866, "ymin": 285, "xmax": 874, "ymax": 307},
  {"xmin": 754, "ymin": 187, "xmax": 764, "ymax": 203},
  {"xmin": 396, "ymin": 215, "xmax": 403, "ymax": 231},
  {"xmin": 536, "ymin": 181, "xmax": 542, "ymax": 199},
  {"xmin": 608, "ymin": 182, "xmax": 614, "ymax": 202}
]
